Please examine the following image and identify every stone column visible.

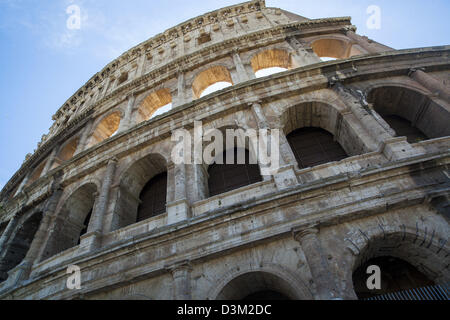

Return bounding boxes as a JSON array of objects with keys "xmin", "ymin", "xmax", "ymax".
[
  {"xmin": 136, "ymin": 52, "xmax": 147, "ymax": 77},
  {"xmin": 167, "ymin": 162, "xmax": 190, "ymax": 225},
  {"xmin": 16, "ymin": 185, "xmax": 64, "ymax": 280},
  {"xmin": 173, "ymin": 71, "xmax": 187, "ymax": 108},
  {"xmin": 333, "ymin": 83, "xmax": 420, "ymax": 160},
  {"xmin": 250, "ymin": 103, "xmax": 298, "ymax": 189},
  {"xmin": 232, "ymin": 50, "xmax": 251, "ymax": 83},
  {"xmin": 333, "ymin": 83, "xmax": 391, "ymax": 145},
  {"xmin": 409, "ymin": 68, "xmax": 450, "ymax": 102},
  {"xmin": 286, "ymin": 36, "xmax": 321, "ymax": 66},
  {"xmin": 99, "ymin": 76, "xmax": 112, "ymax": 100},
  {"xmin": 0, "ymin": 215, "xmax": 21, "ymax": 265},
  {"xmin": 41, "ymin": 147, "xmax": 59, "ymax": 176},
  {"xmin": 14, "ymin": 174, "xmax": 30, "ymax": 197},
  {"xmin": 167, "ymin": 261, "xmax": 192, "ymax": 300},
  {"xmin": 118, "ymin": 93, "xmax": 137, "ymax": 132},
  {"xmin": 74, "ymin": 119, "xmax": 94, "ymax": 155},
  {"xmin": 292, "ymin": 226, "xmax": 339, "ymax": 300},
  {"xmin": 80, "ymin": 158, "xmax": 117, "ymax": 251}
]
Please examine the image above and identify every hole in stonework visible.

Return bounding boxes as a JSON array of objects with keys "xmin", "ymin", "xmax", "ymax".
[
  {"xmin": 197, "ymin": 32, "xmax": 211, "ymax": 45},
  {"xmin": 117, "ymin": 72, "xmax": 128, "ymax": 85}
]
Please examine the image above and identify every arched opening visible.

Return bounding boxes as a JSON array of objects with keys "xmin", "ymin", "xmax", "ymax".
[
  {"xmin": 137, "ymin": 89, "xmax": 172, "ymax": 123},
  {"xmin": 87, "ymin": 111, "xmax": 121, "ymax": 148},
  {"xmin": 40, "ymin": 183, "xmax": 97, "ymax": 261},
  {"xmin": 251, "ymin": 49, "xmax": 297, "ymax": 78},
  {"xmin": 382, "ymin": 115, "xmax": 427, "ymax": 144},
  {"xmin": 26, "ymin": 160, "xmax": 47, "ymax": 186},
  {"xmin": 281, "ymin": 101, "xmax": 368, "ymax": 162},
  {"xmin": 0, "ymin": 212, "xmax": 43, "ymax": 282},
  {"xmin": 353, "ymin": 256, "xmax": 435, "ymax": 300},
  {"xmin": 368, "ymin": 86, "xmax": 450, "ymax": 142},
  {"xmin": 208, "ymin": 147, "xmax": 262, "ymax": 197},
  {"xmin": 113, "ymin": 154, "xmax": 167, "ymax": 230},
  {"xmin": 311, "ymin": 38, "xmax": 362, "ymax": 61},
  {"xmin": 215, "ymin": 271, "xmax": 296, "ymax": 300},
  {"xmin": 287, "ymin": 127, "xmax": 348, "ymax": 169},
  {"xmin": 51, "ymin": 137, "xmax": 80, "ymax": 170},
  {"xmin": 137, "ymin": 172, "xmax": 168, "ymax": 222},
  {"xmin": 192, "ymin": 66, "xmax": 234, "ymax": 99},
  {"xmin": 350, "ymin": 230, "xmax": 450, "ymax": 300}
]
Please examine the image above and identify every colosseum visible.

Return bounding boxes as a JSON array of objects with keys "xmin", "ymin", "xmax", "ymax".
[{"xmin": 0, "ymin": 0, "xmax": 449, "ymax": 300}]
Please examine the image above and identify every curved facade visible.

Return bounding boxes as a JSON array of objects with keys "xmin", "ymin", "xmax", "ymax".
[{"xmin": 0, "ymin": 0, "xmax": 449, "ymax": 300}]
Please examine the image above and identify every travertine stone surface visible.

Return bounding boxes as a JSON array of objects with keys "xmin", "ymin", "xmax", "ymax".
[{"xmin": 0, "ymin": 0, "xmax": 448, "ymax": 300}]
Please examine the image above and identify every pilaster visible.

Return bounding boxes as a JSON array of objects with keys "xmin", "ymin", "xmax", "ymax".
[{"xmin": 292, "ymin": 226, "xmax": 340, "ymax": 300}]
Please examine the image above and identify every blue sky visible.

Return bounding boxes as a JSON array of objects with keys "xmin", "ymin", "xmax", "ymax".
[{"xmin": 0, "ymin": 0, "xmax": 449, "ymax": 190}]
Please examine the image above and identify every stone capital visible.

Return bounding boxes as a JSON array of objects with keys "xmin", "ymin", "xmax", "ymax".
[
  {"xmin": 407, "ymin": 67, "xmax": 425, "ymax": 77},
  {"xmin": 165, "ymin": 260, "xmax": 192, "ymax": 274},
  {"xmin": 292, "ymin": 225, "xmax": 320, "ymax": 243},
  {"xmin": 108, "ymin": 157, "xmax": 118, "ymax": 165}
]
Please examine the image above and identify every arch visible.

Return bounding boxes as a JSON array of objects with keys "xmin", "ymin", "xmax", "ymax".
[
  {"xmin": 250, "ymin": 49, "xmax": 297, "ymax": 77},
  {"xmin": 353, "ymin": 256, "xmax": 435, "ymax": 299},
  {"xmin": 0, "ymin": 211, "xmax": 43, "ymax": 282},
  {"xmin": 192, "ymin": 66, "xmax": 233, "ymax": 99},
  {"xmin": 113, "ymin": 153, "xmax": 168, "ymax": 230},
  {"xmin": 136, "ymin": 172, "xmax": 168, "ymax": 222},
  {"xmin": 51, "ymin": 136, "xmax": 80, "ymax": 170},
  {"xmin": 287, "ymin": 127, "xmax": 348, "ymax": 169},
  {"xmin": 40, "ymin": 183, "xmax": 97, "ymax": 261},
  {"xmin": 207, "ymin": 147, "xmax": 262, "ymax": 197},
  {"xmin": 367, "ymin": 86, "xmax": 450, "ymax": 142},
  {"xmin": 216, "ymin": 271, "xmax": 296, "ymax": 300},
  {"xmin": 311, "ymin": 38, "xmax": 362, "ymax": 60},
  {"xmin": 87, "ymin": 111, "xmax": 121, "ymax": 148},
  {"xmin": 136, "ymin": 88, "xmax": 172, "ymax": 123},
  {"xmin": 280, "ymin": 101, "xmax": 366, "ymax": 160},
  {"xmin": 210, "ymin": 264, "xmax": 313, "ymax": 300},
  {"xmin": 26, "ymin": 160, "xmax": 47, "ymax": 187},
  {"xmin": 347, "ymin": 226, "xmax": 450, "ymax": 300}
]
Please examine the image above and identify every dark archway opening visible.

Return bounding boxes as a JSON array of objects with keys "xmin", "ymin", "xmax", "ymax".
[
  {"xmin": 353, "ymin": 256, "xmax": 435, "ymax": 300},
  {"xmin": 77, "ymin": 208, "xmax": 92, "ymax": 245},
  {"xmin": 208, "ymin": 148, "xmax": 262, "ymax": 197},
  {"xmin": 215, "ymin": 271, "xmax": 297, "ymax": 300},
  {"xmin": 382, "ymin": 115, "xmax": 427, "ymax": 144},
  {"xmin": 137, "ymin": 172, "xmax": 167, "ymax": 222},
  {"xmin": 287, "ymin": 127, "xmax": 348, "ymax": 169},
  {"xmin": 0, "ymin": 212, "xmax": 43, "ymax": 282},
  {"xmin": 368, "ymin": 86, "xmax": 450, "ymax": 142},
  {"xmin": 40, "ymin": 183, "xmax": 97, "ymax": 261}
]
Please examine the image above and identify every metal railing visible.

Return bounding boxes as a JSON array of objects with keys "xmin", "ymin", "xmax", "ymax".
[{"xmin": 366, "ymin": 283, "xmax": 449, "ymax": 300}]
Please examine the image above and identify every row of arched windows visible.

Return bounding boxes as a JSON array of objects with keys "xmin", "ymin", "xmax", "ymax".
[
  {"xmin": 14, "ymin": 83, "xmax": 448, "ymax": 211},
  {"xmin": 2, "ymin": 89, "xmax": 448, "ymax": 279},
  {"xmin": 16, "ymin": 39, "xmax": 365, "ymax": 190}
]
